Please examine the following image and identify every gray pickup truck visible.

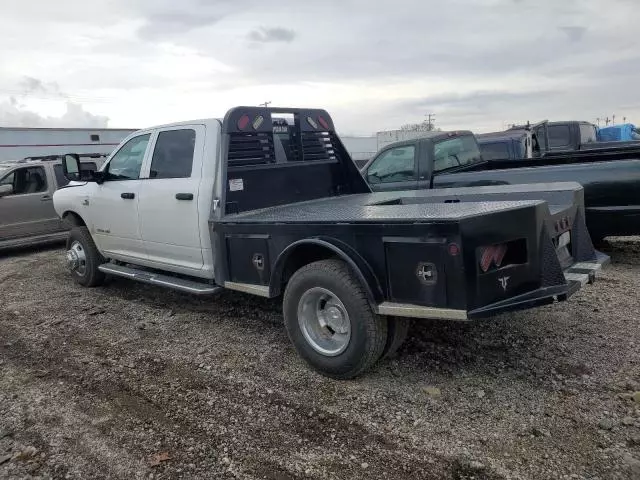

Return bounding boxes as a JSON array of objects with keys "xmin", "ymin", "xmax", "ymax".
[
  {"xmin": 0, "ymin": 155, "xmax": 105, "ymax": 250},
  {"xmin": 360, "ymin": 131, "xmax": 640, "ymax": 241}
]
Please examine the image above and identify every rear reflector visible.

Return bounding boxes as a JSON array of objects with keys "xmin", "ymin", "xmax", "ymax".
[
  {"xmin": 307, "ymin": 116, "xmax": 318, "ymax": 129},
  {"xmin": 252, "ymin": 115, "xmax": 264, "ymax": 130}
]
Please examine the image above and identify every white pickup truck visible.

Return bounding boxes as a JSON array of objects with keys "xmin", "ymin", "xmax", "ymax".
[{"xmin": 53, "ymin": 106, "xmax": 608, "ymax": 379}]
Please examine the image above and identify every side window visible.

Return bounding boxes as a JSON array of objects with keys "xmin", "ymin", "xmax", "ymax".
[
  {"xmin": 579, "ymin": 124, "xmax": 597, "ymax": 144},
  {"xmin": 547, "ymin": 125, "xmax": 571, "ymax": 148},
  {"xmin": 105, "ymin": 134, "xmax": 151, "ymax": 180},
  {"xmin": 366, "ymin": 146, "xmax": 417, "ymax": 184},
  {"xmin": 0, "ymin": 167, "xmax": 47, "ymax": 195},
  {"xmin": 149, "ymin": 129, "xmax": 196, "ymax": 179}
]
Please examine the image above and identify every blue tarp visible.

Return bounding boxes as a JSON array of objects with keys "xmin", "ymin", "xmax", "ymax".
[{"xmin": 597, "ymin": 123, "xmax": 639, "ymax": 141}]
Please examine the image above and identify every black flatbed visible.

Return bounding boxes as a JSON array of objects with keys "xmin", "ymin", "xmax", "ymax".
[
  {"xmin": 219, "ymin": 193, "xmax": 541, "ymax": 224},
  {"xmin": 211, "ymin": 107, "xmax": 607, "ymax": 322}
]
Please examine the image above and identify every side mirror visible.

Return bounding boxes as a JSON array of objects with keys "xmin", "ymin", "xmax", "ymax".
[
  {"xmin": 91, "ymin": 170, "xmax": 105, "ymax": 184},
  {"xmin": 62, "ymin": 154, "xmax": 81, "ymax": 182},
  {"xmin": 0, "ymin": 183, "xmax": 13, "ymax": 198}
]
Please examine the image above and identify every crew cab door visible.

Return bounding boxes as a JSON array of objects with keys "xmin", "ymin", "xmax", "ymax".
[
  {"xmin": 363, "ymin": 144, "xmax": 419, "ymax": 192},
  {"xmin": 88, "ymin": 133, "xmax": 151, "ymax": 259},
  {"xmin": 137, "ymin": 125, "xmax": 205, "ymax": 272},
  {"xmin": 0, "ymin": 165, "xmax": 58, "ymax": 240}
]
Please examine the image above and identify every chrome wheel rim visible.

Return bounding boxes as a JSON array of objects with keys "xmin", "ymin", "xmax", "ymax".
[
  {"xmin": 297, "ymin": 287, "xmax": 351, "ymax": 356},
  {"xmin": 66, "ymin": 240, "xmax": 87, "ymax": 276}
]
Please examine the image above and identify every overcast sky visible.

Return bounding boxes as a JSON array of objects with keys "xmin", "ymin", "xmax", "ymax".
[{"xmin": 1, "ymin": 0, "xmax": 638, "ymax": 134}]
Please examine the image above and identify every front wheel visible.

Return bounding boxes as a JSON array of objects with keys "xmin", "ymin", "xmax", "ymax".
[
  {"xmin": 65, "ymin": 226, "xmax": 106, "ymax": 287},
  {"xmin": 283, "ymin": 259, "xmax": 388, "ymax": 379}
]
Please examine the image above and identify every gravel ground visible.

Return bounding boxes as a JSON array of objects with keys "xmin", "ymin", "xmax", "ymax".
[{"xmin": 1, "ymin": 239, "xmax": 639, "ymax": 480}]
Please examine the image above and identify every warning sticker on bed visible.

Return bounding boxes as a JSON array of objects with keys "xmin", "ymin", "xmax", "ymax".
[{"xmin": 229, "ymin": 178, "xmax": 244, "ymax": 192}]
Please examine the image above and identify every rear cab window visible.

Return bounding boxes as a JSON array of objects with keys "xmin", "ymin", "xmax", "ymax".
[{"xmin": 433, "ymin": 135, "xmax": 482, "ymax": 172}]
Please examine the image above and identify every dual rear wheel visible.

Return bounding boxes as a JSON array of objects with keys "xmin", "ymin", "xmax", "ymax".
[{"xmin": 283, "ymin": 259, "xmax": 409, "ymax": 379}]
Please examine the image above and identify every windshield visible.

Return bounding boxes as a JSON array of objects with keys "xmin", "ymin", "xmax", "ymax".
[{"xmin": 433, "ymin": 135, "xmax": 483, "ymax": 172}]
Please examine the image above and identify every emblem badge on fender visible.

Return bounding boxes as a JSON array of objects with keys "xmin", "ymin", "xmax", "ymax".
[{"xmin": 498, "ymin": 276, "xmax": 510, "ymax": 291}]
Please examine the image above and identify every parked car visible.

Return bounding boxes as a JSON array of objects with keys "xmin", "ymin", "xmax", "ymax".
[
  {"xmin": 0, "ymin": 154, "xmax": 106, "ymax": 250},
  {"xmin": 360, "ymin": 130, "xmax": 640, "ymax": 241},
  {"xmin": 53, "ymin": 107, "xmax": 607, "ymax": 379}
]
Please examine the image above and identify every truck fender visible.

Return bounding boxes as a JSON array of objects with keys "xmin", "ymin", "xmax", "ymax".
[
  {"xmin": 61, "ymin": 210, "xmax": 88, "ymax": 228},
  {"xmin": 270, "ymin": 237, "xmax": 384, "ymax": 308}
]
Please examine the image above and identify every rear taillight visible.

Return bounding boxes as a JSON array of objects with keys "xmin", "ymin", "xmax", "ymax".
[
  {"xmin": 480, "ymin": 244, "xmax": 508, "ymax": 272},
  {"xmin": 477, "ymin": 238, "xmax": 528, "ymax": 273}
]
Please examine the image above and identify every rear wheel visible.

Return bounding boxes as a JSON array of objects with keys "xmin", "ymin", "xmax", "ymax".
[
  {"xmin": 65, "ymin": 227, "xmax": 105, "ymax": 287},
  {"xmin": 380, "ymin": 317, "xmax": 410, "ymax": 361},
  {"xmin": 283, "ymin": 259, "xmax": 387, "ymax": 379}
]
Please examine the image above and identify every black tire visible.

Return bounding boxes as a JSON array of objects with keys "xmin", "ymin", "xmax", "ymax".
[
  {"xmin": 380, "ymin": 316, "xmax": 410, "ymax": 361},
  {"xmin": 66, "ymin": 226, "xmax": 106, "ymax": 287},
  {"xmin": 283, "ymin": 259, "xmax": 388, "ymax": 379}
]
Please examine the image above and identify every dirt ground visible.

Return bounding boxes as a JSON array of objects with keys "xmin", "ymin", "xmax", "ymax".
[{"xmin": 1, "ymin": 239, "xmax": 639, "ymax": 480}]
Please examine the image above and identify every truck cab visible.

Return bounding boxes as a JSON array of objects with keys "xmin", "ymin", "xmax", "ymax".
[
  {"xmin": 53, "ymin": 120, "xmax": 218, "ymax": 279},
  {"xmin": 361, "ymin": 130, "xmax": 482, "ymax": 192}
]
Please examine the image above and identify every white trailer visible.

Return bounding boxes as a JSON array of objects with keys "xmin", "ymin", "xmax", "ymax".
[{"xmin": 0, "ymin": 127, "xmax": 138, "ymax": 162}]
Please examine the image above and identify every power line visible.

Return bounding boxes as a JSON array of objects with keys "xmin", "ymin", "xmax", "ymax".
[{"xmin": 425, "ymin": 113, "xmax": 435, "ymax": 130}]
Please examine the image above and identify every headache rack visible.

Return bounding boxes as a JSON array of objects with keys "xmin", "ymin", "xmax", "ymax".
[
  {"xmin": 219, "ymin": 106, "xmax": 370, "ymax": 215},
  {"xmin": 224, "ymin": 107, "xmax": 342, "ymax": 168}
]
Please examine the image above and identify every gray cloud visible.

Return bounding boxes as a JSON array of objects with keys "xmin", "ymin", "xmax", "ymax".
[
  {"xmin": 247, "ymin": 27, "xmax": 296, "ymax": 43},
  {"xmin": 19, "ymin": 76, "xmax": 66, "ymax": 98},
  {"xmin": 559, "ymin": 26, "xmax": 587, "ymax": 42},
  {"xmin": 0, "ymin": 99, "xmax": 109, "ymax": 128},
  {"xmin": 138, "ymin": 11, "xmax": 224, "ymax": 39}
]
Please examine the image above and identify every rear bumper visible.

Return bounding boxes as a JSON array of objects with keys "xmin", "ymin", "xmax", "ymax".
[{"xmin": 376, "ymin": 251, "xmax": 610, "ymax": 321}]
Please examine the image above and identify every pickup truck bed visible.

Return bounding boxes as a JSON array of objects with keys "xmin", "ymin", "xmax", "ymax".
[{"xmin": 436, "ymin": 158, "xmax": 640, "ymax": 239}]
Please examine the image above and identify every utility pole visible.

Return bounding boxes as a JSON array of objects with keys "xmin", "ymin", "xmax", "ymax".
[
  {"xmin": 596, "ymin": 117, "xmax": 601, "ymax": 127},
  {"xmin": 425, "ymin": 113, "xmax": 435, "ymax": 131},
  {"xmin": 259, "ymin": 101, "xmax": 272, "ymax": 108},
  {"xmin": 605, "ymin": 116, "xmax": 611, "ymax": 126},
  {"xmin": 612, "ymin": 114, "xmax": 616, "ymax": 125}
]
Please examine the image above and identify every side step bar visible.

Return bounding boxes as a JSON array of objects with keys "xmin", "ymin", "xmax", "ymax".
[{"xmin": 98, "ymin": 263, "xmax": 222, "ymax": 295}]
